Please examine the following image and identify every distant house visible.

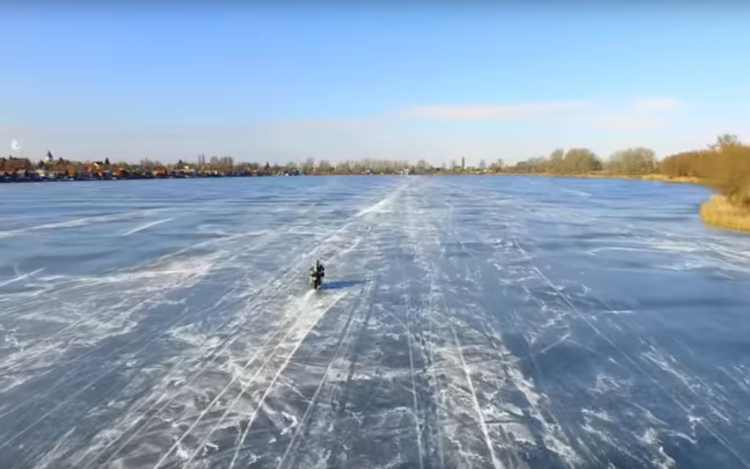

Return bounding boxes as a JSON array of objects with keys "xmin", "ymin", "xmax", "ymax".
[{"xmin": 0, "ymin": 157, "xmax": 32, "ymax": 172}]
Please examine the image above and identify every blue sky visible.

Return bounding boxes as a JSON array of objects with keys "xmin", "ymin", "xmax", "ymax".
[{"xmin": 2, "ymin": 1, "xmax": 750, "ymax": 165}]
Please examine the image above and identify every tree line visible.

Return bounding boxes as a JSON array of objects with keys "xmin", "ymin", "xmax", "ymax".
[
  {"xmin": 5, "ymin": 134, "xmax": 749, "ymax": 207},
  {"xmin": 660, "ymin": 135, "xmax": 750, "ymax": 206},
  {"xmin": 503, "ymin": 147, "xmax": 653, "ymax": 175},
  {"xmin": 502, "ymin": 134, "xmax": 749, "ymax": 206}
]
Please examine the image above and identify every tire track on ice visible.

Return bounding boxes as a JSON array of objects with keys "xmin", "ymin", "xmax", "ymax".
[
  {"xmin": 183, "ymin": 243, "xmax": 379, "ymax": 467},
  {"xmin": 406, "ymin": 177, "xmax": 748, "ymax": 468},
  {"xmin": 0, "ymin": 208, "xmax": 169, "ymax": 240},
  {"xmin": 582, "ymin": 284, "xmax": 750, "ymax": 437},
  {"xmin": 394, "ymin": 201, "xmax": 434, "ymax": 469},
  {"xmin": 315, "ymin": 183, "xmax": 443, "ymax": 469},
  {"xmin": 450, "ymin": 324, "xmax": 502, "ymax": 469},
  {"xmin": 151, "ymin": 288, "xmax": 350, "ymax": 469},
  {"xmin": 409, "ymin": 179, "xmax": 570, "ymax": 469},
  {"xmin": 473, "ymin": 179, "xmax": 750, "ymax": 466},
  {"xmin": 321, "ymin": 291, "xmax": 381, "ymax": 468},
  {"xmin": 272, "ymin": 233, "xmax": 382, "ymax": 469},
  {"xmin": 122, "ymin": 218, "xmax": 174, "ymax": 236},
  {"xmin": 466, "ymin": 182, "xmax": 750, "ymax": 465},
  {"xmin": 0, "ymin": 268, "xmax": 45, "ymax": 288},
  {"xmin": 2, "ymin": 188, "xmax": 403, "ymax": 469},
  {"xmin": 0, "ymin": 193, "xmax": 328, "ymax": 333},
  {"xmin": 404, "ymin": 276, "xmax": 425, "ymax": 469},
  {"xmin": 512, "ymin": 236, "xmax": 750, "ymax": 469},
  {"xmin": 0, "ymin": 252, "xmax": 246, "ymax": 422},
  {"xmin": 443, "ymin": 186, "xmax": 596, "ymax": 466},
  {"xmin": 74, "ymin": 190, "xmax": 400, "ymax": 469},
  {"xmin": 403, "ymin": 184, "xmax": 455, "ymax": 469},
  {"xmin": 274, "ymin": 273, "xmax": 378, "ymax": 469},
  {"xmin": 178, "ymin": 253, "xmax": 381, "ymax": 469},
  {"xmin": 82, "ymin": 273, "xmax": 299, "ymax": 469},
  {"xmin": 316, "ymin": 199, "xmax": 416, "ymax": 468},
  {"xmin": 413, "ymin": 184, "xmax": 507, "ymax": 468},
  {"xmin": 225, "ymin": 289, "xmax": 352, "ymax": 469},
  {"xmin": 235, "ymin": 214, "xmax": 386, "ymax": 467},
  {"xmin": 439, "ymin": 195, "xmax": 516, "ymax": 468},
  {"xmin": 445, "ymin": 182, "xmax": 615, "ymax": 467},
  {"xmin": 0, "ymin": 247, "xmax": 248, "ymax": 401},
  {"xmin": 0, "ymin": 288, "xmax": 249, "ymax": 461}
]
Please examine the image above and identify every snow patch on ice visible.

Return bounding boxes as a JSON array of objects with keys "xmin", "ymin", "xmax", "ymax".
[{"xmin": 638, "ymin": 428, "xmax": 677, "ymax": 469}]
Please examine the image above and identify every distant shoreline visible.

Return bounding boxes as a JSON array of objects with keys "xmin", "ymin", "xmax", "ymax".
[
  {"xmin": 461, "ymin": 172, "xmax": 704, "ymax": 185},
  {"xmin": 0, "ymin": 172, "xmax": 705, "ymax": 184},
  {"xmin": 4, "ymin": 170, "xmax": 748, "ymax": 233},
  {"xmin": 0, "ymin": 170, "xmax": 711, "ymax": 185}
]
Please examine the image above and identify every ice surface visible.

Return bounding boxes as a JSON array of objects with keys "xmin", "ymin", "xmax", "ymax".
[{"xmin": 1, "ymin": 176, "xmax": 750, "ymax": 468}]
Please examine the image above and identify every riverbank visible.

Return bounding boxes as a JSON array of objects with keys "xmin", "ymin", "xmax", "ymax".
[
  {"xmin": 629, "ymin": 174, "xmax": 703, "ymax": 184},
  {"xmin": 5, "ymin": 169, "xmax": 747, "ymax": 234},
  {"xmin": 489, "ymin": 172, "xmax": 704, "ymax": 185},
  {"xmin": 700, "ymin": 196, "xmax": 750, "ymax": 233},
  {"xmin": 0, "ymin": 169, "xmax": 708, "ymax": 184},
  {"xmin": 0, "ymin": 172, "xmax": 292, "ymax": 183},
  {"xmin": 499, "ymin": 172, "xmax": 750, "ymax": 233},
  {"xmin": 564, "ymin": 173, "xmax": 703, "ymax": 184}
]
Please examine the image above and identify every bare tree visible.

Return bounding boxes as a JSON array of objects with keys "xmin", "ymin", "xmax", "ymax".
[
  {"xmin": 608, "ymin": 147, "xmax": 657, "ymax": 175},
  {"xmin": 318, "ymin": 160, "xmax": 333, "ymax": 173},
  {"xmin": 562, "ymin": 148, "xmax": 601, "ymax": 174},
  {"xmin": 415, "ymin": 159, "xmax": 432, "ymax": 174},
  {"xmin": 218, "ymin": 156, "xmax": 234, "ymax": 170},
  {"xmin": 303, "ymin": 157, "xmax": 315, "ymax": 173},
  {"xmin": 490, "ymin": 158, "xmax": 505, "ymax": 172},
  {"xmin": 547, "ymin": 148, "xmax": 565, "ymax": 174},
  {"xmin": 710, "ymin": 134, "xmax": 741, "ymax": 151}
]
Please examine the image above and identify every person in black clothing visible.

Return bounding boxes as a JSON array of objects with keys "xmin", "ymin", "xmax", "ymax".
[{"xmin": 310, "ymin": 260, "xmax": 325, "ymax": 289}]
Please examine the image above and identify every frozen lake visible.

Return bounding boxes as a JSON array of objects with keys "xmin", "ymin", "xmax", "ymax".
[{"xmin": 1, "ymin": 175, "xmax": 750, "ymax": 469}]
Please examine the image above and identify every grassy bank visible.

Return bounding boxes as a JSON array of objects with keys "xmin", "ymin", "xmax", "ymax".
[
  {"xmin": 491, "ymin": 172, "xmax": 750, "ymax": 233},
  {"xmin": 581, "ymin": 173, "xmax": 703, "ymax": 184},
  {"xmin": 700, "ymin": 196, "xmax": 750, "ymax": 233},
  {"xmin": 636, "ymin": 174, "xmax": 704, "ymax": 184},
  {"xmin": 488, "ymin": 172, "xmax": 704, "ymax": 185}
]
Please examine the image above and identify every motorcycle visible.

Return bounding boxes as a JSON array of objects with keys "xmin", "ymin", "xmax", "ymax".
[{"xmin": 310, "ymin": 261, "xmax": 325, "ymax": 290}]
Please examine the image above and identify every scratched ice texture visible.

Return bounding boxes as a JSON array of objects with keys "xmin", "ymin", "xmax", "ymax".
[{"xmin": 1, "ymin": 175, "xmax": 749, "ymax": 469}]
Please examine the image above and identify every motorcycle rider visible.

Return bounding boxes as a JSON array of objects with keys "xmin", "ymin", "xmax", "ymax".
[{"xmin": 310, "ymin": 260, "xmax": 325, "ymax": 288}]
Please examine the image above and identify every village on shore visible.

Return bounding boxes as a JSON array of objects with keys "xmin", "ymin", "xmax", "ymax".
[
  {"xmin": 3, "ymin": 136, "xmax": 750, "ymax": 233},
  {"xmin": 0, "ymin": 152, "xmax": 493, "ymax": 183}
]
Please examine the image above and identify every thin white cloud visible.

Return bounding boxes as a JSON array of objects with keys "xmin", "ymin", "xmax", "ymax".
[
  {"xmin": 590, "ymin": 112, "xmax": 669, "ymax": 130},
  {"xmin": 260, "ymin": 116, "xmax": 388, "ymax": 136},
  {"xmin": 399, "ymin": 101, "xmax": 595, "ymax": 121},
  {"xmin": 8, "ymin": 96, "xmax": 701, "ymax": 163},
  {"xmin": 631, "ymin": 97, "xmax": 682, "ymax": 110}
]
